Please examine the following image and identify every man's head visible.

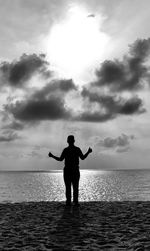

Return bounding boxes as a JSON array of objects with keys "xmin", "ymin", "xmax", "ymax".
[{"xmin": 67, "ymin": 135, "xmax": 75, "ymax": 146}]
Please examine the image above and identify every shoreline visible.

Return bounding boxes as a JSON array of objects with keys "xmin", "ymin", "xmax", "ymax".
[
  {"xmin": 1, "ymin": 169, "xmax": 150, "ymax": 173},
  {"xmin": 0, "ymin": 201, "xmax": 150, "ymax": 250}
]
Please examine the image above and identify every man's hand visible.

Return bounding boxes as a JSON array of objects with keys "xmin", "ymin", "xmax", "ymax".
[
  {"xmin": 48, "ymin": 152, "xmax": 53, "ymax": 157},
  {"xmin": 88, "ymin": 147, "xmax": 92, "ymax": 154}
]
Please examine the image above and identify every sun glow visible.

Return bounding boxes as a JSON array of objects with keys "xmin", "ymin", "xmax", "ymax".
[{"xmin": 45, "ymin": 6, "xmax": 110, "ymax": 81}]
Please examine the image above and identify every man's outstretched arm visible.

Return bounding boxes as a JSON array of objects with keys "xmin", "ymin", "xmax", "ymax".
[
  {"xmin": 48, "ymin": 151, "xmax": 64, "ymax": 161},
  {"xmin": 79, "ymin": 147, "xmax": 92, "ymax": 160}
]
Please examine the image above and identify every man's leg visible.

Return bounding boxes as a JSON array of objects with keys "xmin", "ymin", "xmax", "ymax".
[
  {"xmin": 63, "ymin": 169, "xmax": 71, "ymax": 205},
  {"xmin": 72, "ymin": 169, "xmax": 80, "ymax": 204}
]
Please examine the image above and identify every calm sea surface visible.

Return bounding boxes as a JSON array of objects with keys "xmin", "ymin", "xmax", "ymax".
[{"xmin": 0, "ymin": 170, "xmax": 150, "ymax": 202}]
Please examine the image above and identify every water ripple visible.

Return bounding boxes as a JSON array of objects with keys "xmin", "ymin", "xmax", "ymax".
[{"xmin": 0, "ymin": 170, "xmax": 150, "ymax": 202}]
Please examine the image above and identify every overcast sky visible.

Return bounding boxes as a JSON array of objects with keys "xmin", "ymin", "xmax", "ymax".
[{"xmin": 0, "ymin": 0, "xmax": 150, "ymax": 170}]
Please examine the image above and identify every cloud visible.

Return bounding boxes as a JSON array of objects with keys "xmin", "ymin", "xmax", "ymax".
[
  {"xmin": 97, "ymin": 134, "xmax": 135, "ymax": 153},
  {"xmin": 0, "ymin": 53, "xmax": 50, "ymax": 88},
  {"xmin": 77, "ymin": 111, "xmax": 114, "ymax": 122},
  {"xmin": 4, "ymin": 79, "xmax": 76, "ymax": 122},
  {"xmin": 118, "ymin": 96, "xmax": 145, "ymax": 115},
  {"xmin": 94, "ymin": 38, "xmax": 150, "ymax": 92},
  {"xmin": 1, "ymin": 38, "xmax": 148, "ymax": 125},
  {"xmin": 0, "ymin": 131, "xmax": 19, "ymax": 142},
  {"xmin": 27, "ymin": 150, "xmax": 42, "ymax": 158},
  {"xmin": 2, "ymin": 121, "xmax": 24, "ymax": 131},
  {"xmin": 80, "ymin": 38, "xmax": 149, "ymax": 123},
  {"xmin": 50, "ymin": 79, "xmax": 77, "ymax": 92},
  {"xmin": 2, "ymin": 78, "xmax": 76, "ymax": 124},
  {"xmin": 5, "ymin": 97, "xmax": 71, "ymax": 121},
  {"xmin": 4, "ymin": 85, "xmax": 145, "ymax": 124},
  {"xmin": 80, "ymin": 88, "xmax": 145, "ymax": 122},
  {"xmin": 32, "ymin": 79, "xmax": 76, "ymax": 100}
]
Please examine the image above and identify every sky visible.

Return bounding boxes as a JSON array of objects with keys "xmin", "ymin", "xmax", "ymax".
[{"xmin": 0, "ymin": 0, "xmax": 150, "ymax": 170}]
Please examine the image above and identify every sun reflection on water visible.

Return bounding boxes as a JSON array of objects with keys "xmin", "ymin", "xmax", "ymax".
[{"xmin": 0, "ymin": 170, "xmax": 150, "ymax": 202}]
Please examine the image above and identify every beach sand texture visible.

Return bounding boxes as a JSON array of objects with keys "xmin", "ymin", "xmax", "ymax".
[{"xmin": 0, "ymin": 201, "xmax": 150, "ymax": 250}]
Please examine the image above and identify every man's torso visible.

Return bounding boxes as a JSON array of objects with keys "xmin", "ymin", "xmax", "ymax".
[{"xmin": 62, "ymin": 146, "xmax": 81, "ymax": 168}]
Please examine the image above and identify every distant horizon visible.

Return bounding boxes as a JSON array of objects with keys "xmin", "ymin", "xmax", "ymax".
[{"xmin": 0, "ymin": 168, "xmax": 150, "ymax": 172}]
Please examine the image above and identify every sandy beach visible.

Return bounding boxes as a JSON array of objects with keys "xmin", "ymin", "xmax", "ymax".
[{"xmin": 0, "ymin": 201, "xmax": 150, "ymax": 250}]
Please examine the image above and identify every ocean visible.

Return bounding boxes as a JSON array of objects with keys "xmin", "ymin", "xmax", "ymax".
[{"xmin": 0, "ymin": 169, "xmax": 150, "ymax": 203}]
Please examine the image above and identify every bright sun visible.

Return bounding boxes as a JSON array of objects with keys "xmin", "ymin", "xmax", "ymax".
[{"xmin": 46, "ymin": 6, "xmax": 109, "ymax": 81}]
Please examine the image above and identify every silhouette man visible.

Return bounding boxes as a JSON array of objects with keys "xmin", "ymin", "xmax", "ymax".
[{"xmin": 48, "ymin": 135, "xmax": 92, "ymax": 206}]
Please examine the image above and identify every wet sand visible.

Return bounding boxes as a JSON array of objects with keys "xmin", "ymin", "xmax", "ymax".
[{"xmin": 0, "ymin": 201, "xmax": 150, "ymax": 250}]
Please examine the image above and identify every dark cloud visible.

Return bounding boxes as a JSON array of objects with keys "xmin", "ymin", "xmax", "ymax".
[
  {"xmin": 3, "ymin": 78, "xmax": 76, "ymax": 122},
  {"xmin": 80, "ymin": 38, "xmax": 149, "ymax": 123},
  {"xmin": 118, "ymin": 96, "xmax": 145, "ymax": 115},
  {"xmin": 2, "ymin": 75, "xmax": 76, "ymax": 124},
  {"xmin": 129, "ymin": 38, "xmax": 150, "ymax": 59},
  {"xmin": 80, "ymin": 88, "xmax": 145, "ymax": 122},
  {"xmin": 77, "ymin": 111, "xmax": 115, "ymax": 122},
  {"xmin": 51, "ymin": 79, "xmax": 77, "ymax": 92},
  {"xmin": 4, "ymin": 87, "xmax": 145, "ymax": 124},
  {"xmin": 0, "ymin": 53, "xmax": 50, "ymax": 88},
  {"xmin": 5, "ymin": 97, "xmax": 71, "ymax": 121},
  {"xmin": 32, "ymin": 79, "xmax": 76, "ymax": 100},
  {"xmin": 0, "ymin": 131, "xmax": 19, "ymax": 142},
  {"xmin": 97, "ymin": 134, "xmax": 134, "ymax": 152},
  {"xmin": 94, "ymin": 38, "xmax": 150, "ymax": 92}
]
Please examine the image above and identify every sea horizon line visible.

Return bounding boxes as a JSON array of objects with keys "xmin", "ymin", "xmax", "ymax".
[{"xmin": 0, "ymin": 168, "xmax": 150, "ymax": 172}]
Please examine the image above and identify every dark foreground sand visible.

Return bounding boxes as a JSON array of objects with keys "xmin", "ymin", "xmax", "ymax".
[{"xmin": 0, "ymin": 202, "xmax": 150, "ymax": 250}]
